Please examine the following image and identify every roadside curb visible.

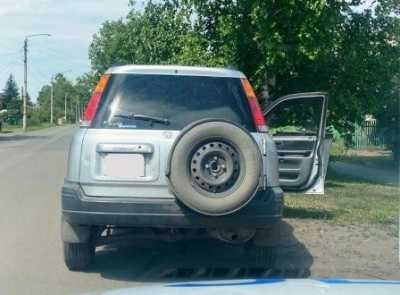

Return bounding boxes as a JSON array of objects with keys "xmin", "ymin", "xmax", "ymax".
[{"xmin": 0, "ymin": 124, "xmax": 74, "ymax": 138}]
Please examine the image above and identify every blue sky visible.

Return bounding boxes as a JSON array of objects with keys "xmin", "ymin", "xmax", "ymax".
[{"xmin": 0, "ymin": 0, "xmax": 137, "ymax": 101}]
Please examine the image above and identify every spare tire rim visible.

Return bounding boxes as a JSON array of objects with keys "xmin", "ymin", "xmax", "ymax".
[{"xmin": 190, "ymin": 141, "xmax": 240, "ymax": 193}]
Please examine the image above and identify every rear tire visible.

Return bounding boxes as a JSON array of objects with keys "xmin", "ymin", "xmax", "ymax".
[{"xmin": 63, "ymin": 242, "xmax": 95, "ymax": 271}]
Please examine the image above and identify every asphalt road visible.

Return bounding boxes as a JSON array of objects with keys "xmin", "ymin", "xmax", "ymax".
[
  {"xmin": 0, "ymin": 126, "xmax": 398, "ymax": 294},
  {"xmin": 0, "ymin": 126, "xmax": 286, "ymax": 294},
  {"xmin": 0, "ymin": 126, "xmax": 142, "ymax": 294}
]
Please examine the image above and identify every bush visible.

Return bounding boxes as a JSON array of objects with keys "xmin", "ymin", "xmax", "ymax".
[
  {"xmin": 326, "ymin": 125, "xmax": 347, "ymax": 157},
  {"xmin": 28, "ymin": 109, "xmax": 49, "ymax": 126},
  {"xmin": 28, "ymin": 115, "xmax": 41, "ymax": 126}
]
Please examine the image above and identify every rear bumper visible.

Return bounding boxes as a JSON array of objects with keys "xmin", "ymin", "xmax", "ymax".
[{"xmin": 62, "ymin": 181, "xmax": 283, "ymax": 228}]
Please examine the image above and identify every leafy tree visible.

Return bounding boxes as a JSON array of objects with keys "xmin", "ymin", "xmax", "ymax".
[
  {"xmin": 35, "ymin": 72, "xmax": 97, "ymax": 124},
  {"xmin": 74, "ymin": 72, "xmax": 98, "ymax": 110},
  {"xmin": 37, "ymin": 73, "xmax": 75, "ymax": 123},
  {"xmin": 36, "ymin": 85, "xmax": 52, "ymax": 123},
  {"xmin": 88, "ymin": 0, "xmax": 400, "ymax": 156},
  {"xmin": 89, "ymin": 1, "xmax": 193, "ymax": 73},
  {"xmin": 375, "ymin": 75, "xmax": 400, "ymax": 162}
]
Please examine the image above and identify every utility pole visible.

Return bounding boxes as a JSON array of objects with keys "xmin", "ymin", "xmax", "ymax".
[
  {"xmin": 64, "ymin": 93, "xmax": 67, "ymax": 122},
  {"xmin": 69, "ymin": 95, "xmax": 73, "ymax": 121},
  {"xmin": 20, "ymin": 86, "xmax": 24, "ymax": 127},
  {"xmin": 22, "ymin": 34, "xmax": 51, "ymax": 131},
  {"xmin": 75, "ymin": 101, "xmax": 79, "ymax": 123},
  {"xmin": 23, "ymin": 38, "xmax": 27, "ymax": 132},
  {"xmin": 77, "ymin": 98, "xmax": 81, "ymax": 122},
  {"xmin": 50, "ymin": 78, "xmax": 54, "ymax": 124}
]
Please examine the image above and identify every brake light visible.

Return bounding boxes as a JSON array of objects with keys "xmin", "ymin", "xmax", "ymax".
[
  {"xmin": 241, "ymin": 79, "xmax": 267, "ymax": 132},
  {"xmin": 81, "ymin": 74, "xmax": 110, "ymax": 127}
]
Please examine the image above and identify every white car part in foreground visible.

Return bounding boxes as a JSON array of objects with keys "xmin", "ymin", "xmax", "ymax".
[{"xmin": 90, "ymin": 278, "xmax": 400, "ymax": 295}]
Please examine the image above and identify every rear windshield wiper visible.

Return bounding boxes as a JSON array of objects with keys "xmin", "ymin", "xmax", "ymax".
[{"xmin": 113, "ymin": 112, "xmax": 170, "ymax": 125}]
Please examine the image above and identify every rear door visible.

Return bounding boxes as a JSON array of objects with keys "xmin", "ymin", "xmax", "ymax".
[{"xmin": 264, "ymin": 92, "xmax": 330, "ymax": 194}]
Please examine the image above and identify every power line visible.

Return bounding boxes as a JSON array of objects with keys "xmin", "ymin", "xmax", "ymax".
[
  {"xmin": 30, "ymin": 46, "xmax": 89, "ymax": 66},
  {"xmin": 0, "ymin": 54, "xmax": 23, "ymax": 70},
  {"xmin": 0, "ymin": 60, "xmax": 23, "ymax": 79},
  {"xmin": 0, "ymin": 49, "xmax": 23, "ymax": 58},
  {"xmin": 28, "ymin": 68, "xmax": 49, "ymax": 85},
  {"xmin": 0, "ymin": 41, "xmax": 21, "ymax": 53},
  {"xmin": 28, "ymin": 64, "xmax": 51, "ymax": 82}
]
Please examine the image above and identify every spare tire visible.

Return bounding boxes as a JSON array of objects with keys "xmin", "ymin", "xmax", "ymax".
[{"xmin": 167, "ymin": 119, "xmax": 262, "ymax": 216}]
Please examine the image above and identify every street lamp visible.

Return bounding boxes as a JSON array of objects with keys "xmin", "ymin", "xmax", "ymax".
[{"xmin": 23, "ymin": 33, "xmax": 51, "ymax": 132}]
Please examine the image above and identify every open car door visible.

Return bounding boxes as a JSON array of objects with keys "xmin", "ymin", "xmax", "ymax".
[{"xmin": 264, "ymin": 92, "xmax": 330, "ymax": 194}]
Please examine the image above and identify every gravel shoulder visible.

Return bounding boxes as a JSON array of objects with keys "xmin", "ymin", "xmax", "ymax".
[{"xmin": 282, "ymin": 219, "xmax": 399, "ymax": 279}]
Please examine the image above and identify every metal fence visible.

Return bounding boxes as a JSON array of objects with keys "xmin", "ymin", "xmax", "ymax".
[{"xmin": 352, "ymin": 121, "xmax": 386, "ymax": 149}]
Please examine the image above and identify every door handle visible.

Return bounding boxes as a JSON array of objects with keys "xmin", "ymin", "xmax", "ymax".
[{"xmin": 97, "ymin": 143, "xmax": 153, "ymax": 154}]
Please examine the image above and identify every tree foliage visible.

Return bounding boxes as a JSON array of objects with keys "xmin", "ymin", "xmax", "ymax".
[
  {"xmin": 74, "ymin": 72, "xmax": 98, "ymax": 108},
  {"xmin": 88, "ymin": 0, "xmax": 399, "ymax": 132},
  {"xmin": 89, "ymin": 1, "xmax": 193, "ymax": 73},
  {"xmin": 72, "ymin": 0, "xmax": 397, "ymax": 159},
  {"xmin": 1, "ymin": 74, "xmax": 22, "ymax": 124},
  {"xmin": 36, "ymin": 74, "xmax": 77, "ymax": 123},
  {"xmin": 2, "ymin": 74, "xmax": 19, "ymax": 107}
]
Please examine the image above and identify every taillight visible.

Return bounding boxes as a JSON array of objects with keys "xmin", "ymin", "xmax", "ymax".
[
  {"xmin": 241, "ymin": 78, "xmax": 267, "ymax": 132},
  {"xmin": 81, "ymin": 74, "xmax": 110, "ymax": 127}
]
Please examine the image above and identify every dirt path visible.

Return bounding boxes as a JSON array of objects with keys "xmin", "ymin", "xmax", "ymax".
[
  {"xmin": 281, "ymin": 219, "xmax": 400, "ymax": 279},
  {"xmin": 85, "ymin": 219, "xmax": 399, "ymax": 282},
  {"xmin": 329, "ymin": 161, "xmax": 399, "ymax": 185}
]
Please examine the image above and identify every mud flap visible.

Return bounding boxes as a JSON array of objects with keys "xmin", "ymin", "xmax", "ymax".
[{"xmin": 61, "ymin": 219, "xmax": 91, "ymax": 243}]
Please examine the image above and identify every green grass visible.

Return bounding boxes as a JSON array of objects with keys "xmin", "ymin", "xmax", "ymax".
[
  {"xmin": 0, "ymin": 122, "xmax": 54, "ymax": 133},
  {"xmin": 285, "ymin": 168, "xmax": 399, "ymax": 235}
]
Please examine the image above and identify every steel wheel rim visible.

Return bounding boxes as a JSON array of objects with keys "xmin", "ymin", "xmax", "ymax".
[{"xmin": 190, "ymin": 141, "xmax": 240, "ymax": 194}]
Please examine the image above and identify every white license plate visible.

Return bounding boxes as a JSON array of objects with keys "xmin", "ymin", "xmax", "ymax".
[{"xmin": 101, "ymin": 153, "xmax": 145, "ymax": 179}]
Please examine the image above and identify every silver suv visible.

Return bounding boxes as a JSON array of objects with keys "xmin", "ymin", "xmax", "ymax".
[{"xmin": 62, "ymin": 65, "xmax": 329, "ymax": 270}]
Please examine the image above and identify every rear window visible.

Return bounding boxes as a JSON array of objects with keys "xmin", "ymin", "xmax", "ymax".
[{"xmin": 93, "ymin": 74, "xmax": 256, "ymax": 131}]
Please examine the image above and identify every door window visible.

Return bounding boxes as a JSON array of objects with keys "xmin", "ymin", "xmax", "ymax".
[{"xmin": 266, "ymin": 96, "xmax": 323, "ymax": 136}]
